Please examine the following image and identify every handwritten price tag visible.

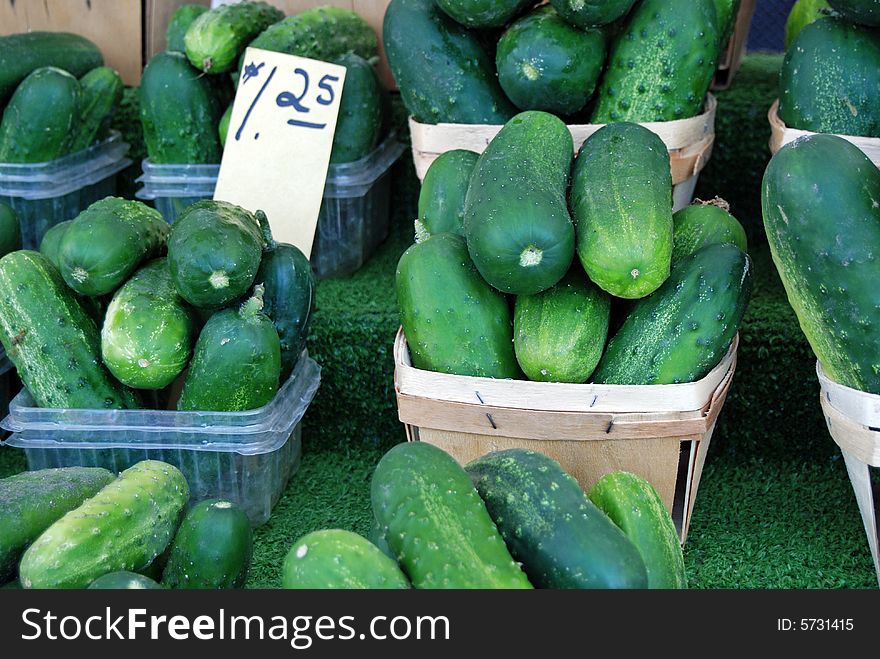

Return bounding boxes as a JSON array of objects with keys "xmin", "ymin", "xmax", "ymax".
[{"xmin": 214, "ymin": 48, "xmax": 347, "ymax": 256}]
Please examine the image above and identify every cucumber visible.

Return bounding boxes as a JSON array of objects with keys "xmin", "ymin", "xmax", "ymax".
[
  {"xmin": 496, "ymin": 7, "xmax": 606, "ymax": 115},
  {"xmin": 762, "ymin": 134, "xmax": 880, "ymax": 394},
  {"xmin": 416, "ymin": 150, "xmax": 479, "ymax": 241},
  {"xmin": 256, "ymin": 214, "xmax": 316, "ymax": 381},
  {"xmin": 219, "ymin": 103, "xmax": 232, "ymax": 148},
  {"xmin": 464, "ymin": 111, "xmax": 575, "ymax": 295},
  {"xmin": 177, "ymin": 286, "xmax": 281, "ymax": 411},
  {"xmin": 371, "ymin": 442, "xmax": 533, "ymax": 589},
  {"xmin": 571, "ymin": 122, "xmax": 673, "ymax": 299},
  {"xmin": 828, "ymin": 0, "xmax": 880, "ymax": 25},
  {"xmin": 140, "ymin": 51, "xmax": 223, "ymax": 164},
  {"xmin": 778, "ymin": 17, "xmax": 880, "ymax": 138},
  {"xmin": 69, "ymin": 66, "xmax": 124, "ymax": 152},
  {"xmin": 19, "ymin": 461, "xmax": 189, "ymax": 589},
  {"xmin": 0, "ymin": 32, "xmax": 103, "ymax": 105},
  {"xmin": 0, "ymin": 202, "xmax": 20, "ymax": 258},
  {"xmin": 434, "ymin": 0, "xmax": 533, "ymax": 27},
  {"xmin": 396, "ymin": 233, "xmax": 520, "ymax": 379},
  {"xmin": 185, "ymin": 1, "xmax": 283, "ymax": 74},
  {"xmin": 89, "ymin": 571, "xmax": 163, "ymax": 589},
  {"xmin": 514, "ymin": 265, "xmax": 610, "ymax": 383},
  {"xmin": 0, "ymin": 467, "xmax": 115, "ymax": 583},
  {"xmin": 467, "ymin": 449, "xmax": 649, "ymax": 589},
  {"xmin": 282, "ymin": 530, "xmax": 410, "ymax": 589},
  {"xmin": 369, "ymin": 518, "xmax": 396, "ymax": 561},
  {"xmin": 0, "ymin": 67, "xmax": 79, "ymax": 163},
  {"xmin": 168, "ymin": 200, "xmax": 264, "ymax": 309},
  {"xmin": 0, "ymin": 251, "xmax": 139, "ymax": 410},
  {"xmin": 331, "ymin": 54, "xmax": 383, "ymax": 164},
  {"xmin": 588, "ymin": 472, "xmax": 687, "ymax": 589},
  {"xmin": 167, "ymin": 4, "xmax": 209, "ymax": 52},
  {"xmin": 58, "ymin": 197, "xmax": 170, "ymax": 297},
  {"xmin": 593, "ymin": 243, "xmax": 752, "ymax": 384},
  {"xmin": 101, "ymin": 259, "xmax": 198, "ymax": 390},
  {"xmin": 548, "ymin": 0, "xmax": 638, "ymax": 28},
  {"xmin": 384, "ymin": 0, "xmax": 516, "ymax": 124},
  {"xmin": 38, "ymin": 220, "xmax": 71, "ymax": 268},
  {"xmin": 672, "ymin": 199, "xmax": 747, "ymax": 263},
  {"xmin": 785, "ymin": 0, "xmax": 831, "ymax": 49},
  {"xmin": 162, "ymin": 500, "xmax": 252, "ymax": 589},
  {"xmin": 592, "ymin": 0, "xmax": 720, "ymax": 122},
  {"xmin": 714, "ymin": 0, "xmax": 742, "ymax": 46}
]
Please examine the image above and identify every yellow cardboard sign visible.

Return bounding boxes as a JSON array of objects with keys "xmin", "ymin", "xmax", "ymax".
[{"xmin": 214, "ymin": 47, "xmax": 347, "ymax": 257}]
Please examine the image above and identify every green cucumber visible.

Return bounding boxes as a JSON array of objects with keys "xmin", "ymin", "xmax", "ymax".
[
  {"xmin": 828, "ymin": 0, "xmax": 880, "ymax": 25},
  {"xmin": 0, "ymin": 467, "xmax": 115, "ymax": 583},
  {"xmin": 0, "ymin": 32, "xmax": 103, "ymax": 105},
  {"xmin": 396, "ymin": 233, "xmax": 520, "ymax": 378},
  {"xmin": 549, "ymin": 0, "xmax": 638, "ymax": 28},
  {"xmin": 589, "ymin": 472, "xmax": 687, "ymax": 589},
  {"xmin": 762, "ymin": 134, "xmax": 880, "ymax": 394},
  {"xmin": 219, "ymin": 103, "xmax": 232, "ymax": 148},
  {"xmin": 177, "ymin": 286, "xmax": 281, "ymax": 411},
  {"xmin": 162, "ymin": 500, "xmax": 252, "ymax": 589},
  {"xmin": 101, "ymin": 259, "xmax": 197, "ymax": 390},
  {"xmin": 384, "ymin": 0, "xmax": 516, "ymax": 124},
  {"xmin": 38, "ymin": 221, "xmax": 71, "ymax": 268},
  {"xmin": 785, "ymin": 0, "xmax": 831, "ymax": 49},
  {"xmin": 592, "ymin": 0, "xmax": 720, "ymax": 122},
  {"xmin": 167, "ymin": 4, "xmax": 209, "ymax": 52},
  {"xmin": 593, "ymin": 243, "xmax": 752, "ymax": 384},
  {"xmin": 168, "ymin": 200, "xmax": 264, "ymax": 309},
  {"xmin": 714, "ymin": 0, "xmax": 742, "ymax": 45},
  {"xmin": 0, "ymin": 250, "xmax": 139, "ymax": 409},
  {"xmin": 89, "ymin": 571, "xmax": 163, "ymax": 589},
  {"xmin": 0, "ymin": 202, "xmax": 21, "ymax": 258},
  {"xmin": 369, "ymin": 518, "xmax": 396, "ymax": 561},
  {"xmin": 331, "ymin": 54, "xmax": 383, "ymax": 164},
  {"xmin": 571, "ymin": 122, "xmax": 672, "ymax": 299},
  {"xmin": 69, "ymin": 66, "xmax": 124, "ymax": 152},
  {"xmin": 416, "ymin": 150, "xmax": 479, "ymax": 241},
  {"xmin": 256, "ymin": 214, "xmax": 316, "ymax": 381},
  {"xmin": 371, "ymin": 442, "xmax": 533, "ymax": 589},
  {"xmin": 672, "ymin": 199, "xmax": 747, "ymax": 263},
  {"xmin": 282, "ymin": 530, "xmax": 410, "ymax": 589},
  {"xmin": 464, "ymin": 111, "xmax": 575, "ymax": 295},
  {"xmin": 20, "ymin": 461, "xmax": 189, "ymax": 589},
  {"xmin": 514, "ymin": 265, "xmax": 610, "ymax": 383},
  {"xmin": 778, "ymin": 17, "xmax": 880, "ymax": 138},
  {"xmin": 496, "ymin": 7, "xmax": 606, "ymax": 115},
  {"xmin": 58, "ymin": 197, "xmax": 170, "ymax": 297},
  {"xmin": 434, "ymin": 0, "xmax": 533, "ymax": 27},
  {"xmin": 467, "ymin": 449, "xmax": 649, "ymax": 589},
  {"xmin": 140, "ymin": 51, "xmax": 223, "ymax": 164},
  {"xmin": 185, "ymin": 1, "xmax": 283, "ymax": 74},
  {"xmin": 0, "ymin": 67, "xmax": 79, "ymax": 163}
]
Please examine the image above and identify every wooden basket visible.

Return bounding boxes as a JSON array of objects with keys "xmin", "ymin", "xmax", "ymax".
[
  {"xmin": 768, "ymin": 100, "xmax": 880, "ymax": 165},
  {"xmin": 409, "ymin": 94, "xmax": 716, "ymax": 213},
  {"xmin": 393, "ymin": 328, "xmax": 739, "ymax": 544},
  {"xmin": 818, "ymin": 363, "xmax": 880, "ymax": 586},
  {"xmin": 711, "ymin": 0, "xmax": 757, "ymax": 92}
]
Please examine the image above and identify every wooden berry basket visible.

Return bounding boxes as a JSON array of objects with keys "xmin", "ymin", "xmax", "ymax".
[
  {"xmin": 393, "ymin": 328, "xmax": 739, "ymax": 544},
  {"xmin": 408, "ymin": 94, "xmax": 716, "ymax": 214},
  {"xmin": 818, "ymin": 364, "xmax": 880, "ymax": 586},
  {"xmin": 710, "ymin": 0, "xmax": 757, "ymax": 92}
]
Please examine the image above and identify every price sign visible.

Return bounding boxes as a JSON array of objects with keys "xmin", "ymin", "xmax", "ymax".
[{"xmin": 214, "ymin": 47, "xmax": 347, "ymax": 256}]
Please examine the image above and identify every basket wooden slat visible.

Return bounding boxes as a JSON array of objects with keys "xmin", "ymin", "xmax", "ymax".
[{"xmin": 711, "ymin": 0, "xmax": 757, "ymax": 92}]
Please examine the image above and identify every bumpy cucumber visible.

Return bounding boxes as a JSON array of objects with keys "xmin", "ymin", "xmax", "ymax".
[
  {"xmin": 0, "ymin": 202, "xmax": 20, "ymax": 258},
  {"xmin": 434, "ymin": 0, "xmax": 533, "ymax": 27},
  {"xmin": 19, "ymin": 461, "xmax": 189, "ymax": 589},
  {"xmin": 714, "ymin": 0, "xmax": 742, "ymax": 45},
  {"xmin": 0, "ymin": 467, "xmax": 115, "ymax": 583},
  {"xmin": 38, "ymin": 220, "xmax": 71, "ymax": 268},
  {"xmin": 0, "ymin": 251, "xmax": 139, "ymax": 409},
  {"xmin": 89, "ymin": 571, "xmax": 163, "ymax": 589},
  {"xmin": 672, "ymin": 199, "xmax": 747, "ymax": 263},
  {"xmin": 282, "ymin": 530, "xmax": 410, "ymax": 589},
  {"xmin": 396, "ymin": 233, "xmax": 520, "ymax": 378},
  {"xmin": 371, "ymin": 442, "xmax": 533, "ymax": 589},
  {"xmin": 331, "ymin": 54, "xmax": 383, "ymax": 164},
  {"xmin": 101, "ymin": 259, "xmax": 197, "ymax": 390},
  {"xmin": 219, "ymin": 103, "xmax": 232, "ymax": 148},
  {"xmin": 549, "ymin": 0, "xmax": 638, "ymax": 27},
  {"xmin": 70, "ymin": 66, "xmax": 123, "ymax": 152},
  {"xmin": 58, "ymin": 197, "xmax": 170, "ymax": 297},
  {"xmin": 162, "ymin": 500, "xmax": 253, "ymax": 589},
  {"xmin": 828, "ymin": 0, "xmax": 880, "ymax": 25},
  {"xmin": 166, "ymin": 4, "xmax": 209, "ymax": 52},
  {"xmin": 416, "ymin": 150, "xmax": 479, "ymax": 241}
]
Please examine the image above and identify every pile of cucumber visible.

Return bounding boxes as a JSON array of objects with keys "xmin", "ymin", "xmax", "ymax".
[
  {"xmin": 282, "ymin": 442, "xmax": 685, "ymax": 589},
  {"xmin": 384, "ymin": 0, "xmax": 737, "ymax": 125},
  {"xmin": 141, "ymin": 2, "xmax": 385, "ymax": 166},
  {"xmin": 0, "ymin": 32, "xmax": 122, "ymax": 163},
  {"xmin": 0, "ymin": 197, "xmax": 315, "ymax": 412},
  {"xmin": 400, "ymin": 113, "xmax": 751, "ymax": 385},
  {"xmin": 1, "ymin": 462, "xmax": 252, "ymax": 589}
]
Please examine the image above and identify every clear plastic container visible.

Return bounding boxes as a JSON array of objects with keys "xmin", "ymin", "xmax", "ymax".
[
  {"xmin": 137, "ymin": 134, "xmax": 405, "ymax": 279},
  {"xmin": 1, "ymin": 354, "xmax": 321, "ymax": 526},
  {"xmin": 0, "ymin": 349, "xmax": 14, "ymax": 439},
  {"xmin": 0, "ymin": 132, "xmax": 132, "ymax": 249}
]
